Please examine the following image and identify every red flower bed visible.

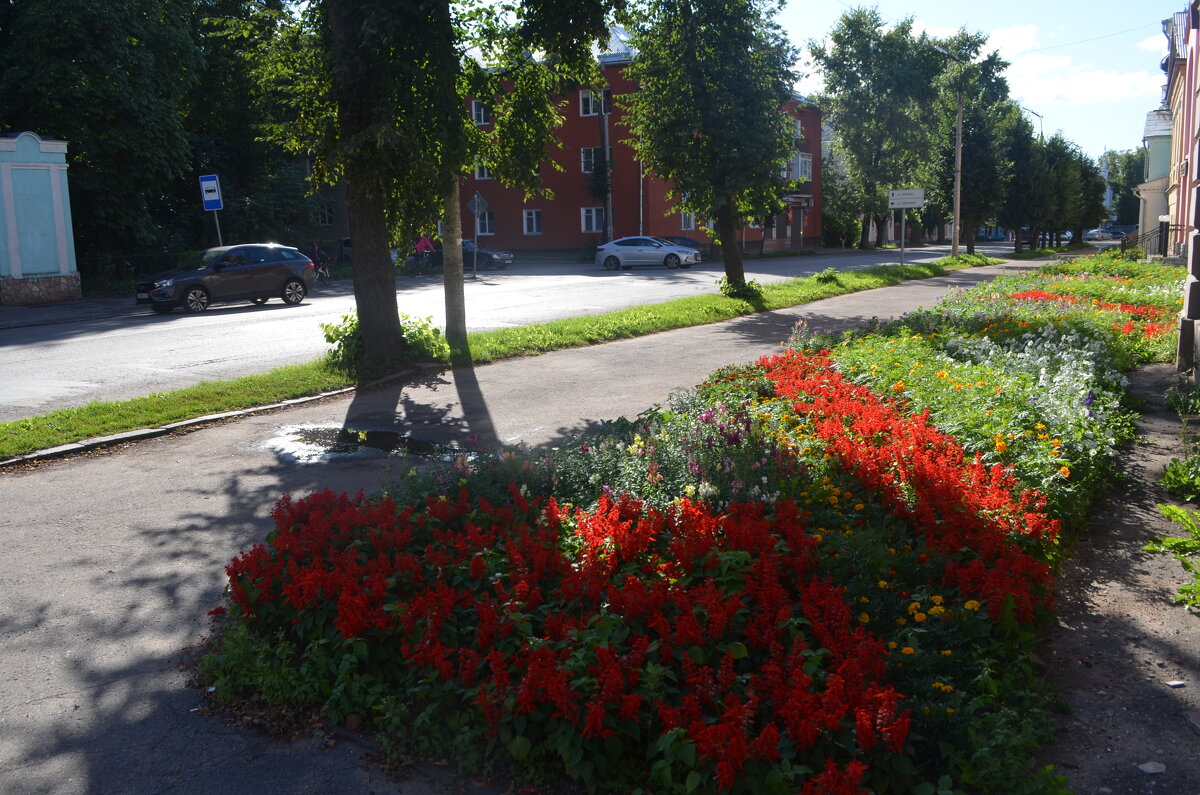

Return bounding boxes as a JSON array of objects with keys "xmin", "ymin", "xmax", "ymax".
[
  {"xmin": 760, "ymin": 349, "xmax": 1058, "ymax": 622},
  {"xmin": 220, "ymin": 348, "xmax": 1063, "ymax": 791}
]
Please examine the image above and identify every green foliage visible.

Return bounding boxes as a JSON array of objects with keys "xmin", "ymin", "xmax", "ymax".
[
  {"xmin": 715, "ymin": 277, "xmax": 763, "ymax": 299},
  {"xmin": 0, "ymin": 0, "xmax": 199, "ymax": 255},
  {"xmin": 320, "ymin": 310, "xmax": 451, "ymax": 378},
  {"xmin": 814, "ymin": 267, "xmax": 840, "ymax": 284},
  {"xmin": 1161, "ymin": 456, "xmax": 1200, "ymax": 502},
  {"xmin": 1144, "ymin": 504, "xmax": 1200, "ymax": 609},
  {"xmin": 1165, "ymin": 382, "xmax": 1200, "ymax": 415},
  {"xmin": 622, "ymin": 0, "xmax": 798, "ymax": 282}
]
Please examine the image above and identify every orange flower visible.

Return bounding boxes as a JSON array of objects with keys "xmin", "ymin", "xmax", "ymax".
[{"xmin": 1058, "ymin": 466, "xmax": 1071, "ymax": 478}]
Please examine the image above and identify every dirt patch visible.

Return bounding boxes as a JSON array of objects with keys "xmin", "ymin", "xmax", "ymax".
[{"xmin": 1034, "ymin": 363, "xmax": 1200, "ymax": 793}]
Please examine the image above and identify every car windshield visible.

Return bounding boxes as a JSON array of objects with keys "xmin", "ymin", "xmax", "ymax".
[
  {"xmin": 176, "ymin": 249, "xmax": 226, "ymax": 270},
  {"xmin": 653, "ymin": 238, "xmax": 678, "ymax": 247}
]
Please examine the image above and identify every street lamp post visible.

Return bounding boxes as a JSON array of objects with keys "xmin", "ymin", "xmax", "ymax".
[
  {"xmin": 1020, "ymin": 106, "xmax": 1044, "ymax": 140},
  {"xmin": 935, "ymin": 45, "xmax": 965, "ymax": 257}
]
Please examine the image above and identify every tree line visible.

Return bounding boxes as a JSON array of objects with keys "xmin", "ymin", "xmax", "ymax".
[{"xmin": 812, "ymin": 7, "xmax": 1132, "ymax": 253}]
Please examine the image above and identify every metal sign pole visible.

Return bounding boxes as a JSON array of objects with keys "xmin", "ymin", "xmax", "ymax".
[
  {"xmin": 212, "ymin": 209, "xmax": 222, "ymax": 247},
  {"xmin": 900, "ymin": 211, "xmax": 906, "ymax": 266}
]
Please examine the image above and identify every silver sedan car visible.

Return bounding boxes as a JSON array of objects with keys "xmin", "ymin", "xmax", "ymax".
[{"xmin": 596, "ymin": 236, "xmax": 702, "ymax": 270}]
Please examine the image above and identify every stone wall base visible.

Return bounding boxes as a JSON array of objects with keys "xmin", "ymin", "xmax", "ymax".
[{"xmin": 0, "ymin": 273, "xmax": 82, "ymax": 305}]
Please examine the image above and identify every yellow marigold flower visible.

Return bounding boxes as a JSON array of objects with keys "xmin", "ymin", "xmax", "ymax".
[
  {"xmin": 936, "ymin": 370, "xmax": 949, "ymax": 378},
  {"xmin": 895, "ymin": 617, "xmax": 907, "ymax": 626},
  {"xmin": 858, "ymin": 612, "xmax": 870, "ymax": 624},
  {"xmin": 964, "ymin": 600, "xmax": 982, "ymax": 611},
  {"xmin": 891, "ymin": 381, "xmax": 906, "ymax": 392},
  {"xmin": 812, "ymin": 533, "xmax": 822, "ymax": 544},
  {"xmin": 878, "ymin": 580, "xmax": 889, "ymax": 589},
  {"xmin": 931, "ymin": 595, "xmax": 944, "ymax": 605},
  {"xmin": 888, "ymin": 641, "xmax": 898, "ymax": 649},
  {"xmin": 976, "ymin": 380, "xmax": 986, "ymax": 387},
  {"xmin": 995, "ymin": 439, "xmax": 1007, "ymax": 452},
  {"xmin": 942, "ymin": 650, "xmax": 953, "ymax": 657},
  {"xmin": 907, "ymin": 601, "xmax": 921, "ymax": 614},
  {"xmin": 859, "ymin": 596, "xmax": 870, "ymax": 604},
  {"xmin": 1035, "ymin": 423, "xmax": 1046, "ymax": 430},
  {"xmin": 1058, "ymin": 466, "xmax": 1071, "ymax": 478},
  {"xmin": 929, "ymin": 605, "xmax": 945, "ymax": 616},
  {"xmin": 901, "ymin": 646, "xmax": 916, "ymax": 655},
  {"xmin": 946, "ymin": 708, "xmax": 956, "ymax": 715},
  {"xmin": 855, "ymin": 502, "xmax": 865, "ymax": 511},
  {"xmin": 914, "ymin": 612, "xmax": 928, "ymax": 623},
  {"xmin": 1051, "ymin": 438, "xmax": 1062, "ymax": 448},
  {"xmin": 954, "ymin": 383, "xmax": 964, "ymax": 391}
]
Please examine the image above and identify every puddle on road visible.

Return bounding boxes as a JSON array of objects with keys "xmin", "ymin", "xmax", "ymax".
[{"xmin": 261, "ymin": 424, "xmax": 469, "ymax": 465}]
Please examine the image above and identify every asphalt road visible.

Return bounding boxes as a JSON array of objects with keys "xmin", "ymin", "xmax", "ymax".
[{"xmin": 0, "ymin": 243, "xmax": 1015, "ymax": 424}]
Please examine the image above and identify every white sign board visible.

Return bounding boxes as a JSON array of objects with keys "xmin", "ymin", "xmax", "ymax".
[{"xmin": 888, "ymin": 189, "xmax": 925, "ymax": 209}]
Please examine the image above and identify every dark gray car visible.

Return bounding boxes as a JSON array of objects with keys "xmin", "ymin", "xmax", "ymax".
[{"xmin": 135, "ymin": 244, "xmax": 316, "ymax": 314}]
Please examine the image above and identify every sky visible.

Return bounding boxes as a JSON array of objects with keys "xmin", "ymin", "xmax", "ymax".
[{"xmin": 782, "ymin": 0, "xmax": 1183, "ymax": 161}]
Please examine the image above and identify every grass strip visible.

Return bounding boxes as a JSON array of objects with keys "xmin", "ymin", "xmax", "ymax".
[{"xmin": 2, "ymin": 255, "xmax": 999, "ymax": 460}]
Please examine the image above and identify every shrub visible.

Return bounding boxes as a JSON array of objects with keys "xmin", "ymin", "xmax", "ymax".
[{"xmin": 320, "ymin": 310, "xmax": 451, "ymax": 378}]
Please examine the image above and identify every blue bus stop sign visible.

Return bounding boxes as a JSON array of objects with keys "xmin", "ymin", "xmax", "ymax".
[{"xmin": 199, "ymin": 175, "xmax": 223, "ymax": 211}]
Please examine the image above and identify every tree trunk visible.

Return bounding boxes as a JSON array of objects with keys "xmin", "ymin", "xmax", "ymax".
[
  {"xmin": 714, "ymin": 203, "xmax": 745, "ymax": 286},
  {"xmin": 857, "ymin": 212, "xmax": 871, "ymax": 249},
  {"xmin": 345, "ymin": 181, "xmax": 405, "ymax": 380},
  {"xmin": 326, "ymin": 0, "xmax": 405, "ymax": 381},
  {"xmin": 443, "ymin": 181, "xmax": 468, "ymax": 359}
]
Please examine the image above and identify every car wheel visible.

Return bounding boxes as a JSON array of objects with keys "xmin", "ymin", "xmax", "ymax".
[
  {"xmin": 182, "ymin": 286, "xmax": 210, "ymax": 313},
  {"xmin": 281, "ymin": 279, "xmax": 306, "ymax": 305},
  {"xmin": 151, "ymin": 305, "xmax": 174, "ymax": 315},
  {"xmin": 251, "ymin": 297, "xmax": 269, "ymax": 305},
  {"xmin": 603, "ymin": 256, "xmax": 620, "ymax": 270},
  {"xmin": 665, "ymin": 253, "xmax": 681, "ymax": 269}
]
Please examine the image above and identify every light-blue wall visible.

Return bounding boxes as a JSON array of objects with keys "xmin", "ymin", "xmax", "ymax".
[{"xmin": 0, "ymin": 131, "xmax": 77, "ymax": 279}]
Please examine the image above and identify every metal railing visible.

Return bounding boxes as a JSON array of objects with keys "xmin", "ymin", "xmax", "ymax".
[{"xmin": 1121, "ymin": 224, "xmax": 1187, "ymax": 258}]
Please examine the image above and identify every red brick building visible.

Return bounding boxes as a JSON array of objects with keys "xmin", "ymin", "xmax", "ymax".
[{"xmin": 460, "ymin": 47, "xmax": 822, "ymax": 256}]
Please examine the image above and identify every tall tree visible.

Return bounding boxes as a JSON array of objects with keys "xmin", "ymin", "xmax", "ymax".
[
  {"xmin": 996, "ymin": 109, "xmax": 1048, "ymax": 251},
  {"xmin": 929, "ymin": 32, "xmax": 1010, "ymax": 255},
  {"xmin": 622, "ymin": 0, "xmax": 799, "ymax": 286},
  {"xmin": 0, "ymin": 0, "xmax": 199, "ymax": 259},
  {"xmin": 262, "ymin": 0, "xmax": 612, "ymax": 377},
  {"xmin": 809, "ymin": 8, "xmax": 939, "ymax": 249},
  {"xmin": 1102, "ymin": 147, "xmax": 1146, "ymax": 225}
]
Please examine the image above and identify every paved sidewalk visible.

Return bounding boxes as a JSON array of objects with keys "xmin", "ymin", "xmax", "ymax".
[{"xmin": 0, "ymin": 261, "xmax": 1043, "ymax": 793}]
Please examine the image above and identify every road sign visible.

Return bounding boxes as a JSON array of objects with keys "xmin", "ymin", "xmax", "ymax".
[
  {"xmin": 467, "ymin": 191, "xmax": 488, "ymax": 216},
  {"xmin": 199, "ymin": 175, "xmax": 223, "ymax": 211},
  {"xmin": 888, "ymin": 189, "xmax": 924, "ymax": 209}
]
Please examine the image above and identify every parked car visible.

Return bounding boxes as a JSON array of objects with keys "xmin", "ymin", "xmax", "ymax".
[
  {"xmin": 135, "ymin": 244, "xmax": 315, "ymax": 314},
  {"xmin": 461, "ymin": 239, "xmax": 514, "ymax": 269},
  {"xmin": 1107, "ymin": 224, "xmax": 1137, "ymax": 239},
  {"xmin": 595, "ymin": 236, "xmax": 702, "ymax": 270},
  {"xmin": 1085, "ymin": 228, "xmax": 1114, "ymax": 241}
]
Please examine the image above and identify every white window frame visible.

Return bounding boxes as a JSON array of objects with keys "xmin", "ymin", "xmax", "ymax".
[
  {"xmin": 580, "ymin": 88, "xmax": 612, "ymax": 117},
  {"xmin": 523, "ymin": 209, "xmax": 543, "ymax": 235},
  {"xmin": 581, "ymin": 207, "xmax": 606, "ymax": 234},
  {"xmin": 317, "ymin": 200, "xmax": 335, "ymax": 227},
  {"xmin": 472, "ymin": 100, "xmax": 490, "ymax": 125},
  {"xmin": 474, "ymin": 163, "xmax": 492, "ymax": 180},
  {"xmin": 680, "ymin": 210, "xmax": 696, "ymax": 231},
  {"xmin": 476, "ymin": 210, "xmax": 495, "ymax": 236},
  {"xmin": 581, "ymin": 146, "xmax": 613, "ymax": 174}
]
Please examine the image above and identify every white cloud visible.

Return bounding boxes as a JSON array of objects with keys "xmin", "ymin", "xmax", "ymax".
[
  {"xmin": 1007, "ymin": 52, "xmax": 1163, "ymax": 106},
  {"xmin": 1137, "ymin": 33, "xmax": 1167, "ymax": 54},
  {"xmin": 988, "ymin": 25, "xmax": 1040, "ymax": 57}
]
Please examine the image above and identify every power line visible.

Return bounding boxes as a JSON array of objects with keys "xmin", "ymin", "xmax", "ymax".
[{"xmin": 1019, "ymin": 22, "xmax": 1161, "ymax": 54}]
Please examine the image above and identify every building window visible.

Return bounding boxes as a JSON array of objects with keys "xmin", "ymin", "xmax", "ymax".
[
  {"xmin": 581, "ymin": 146, "xmax": 612, "ymax": 174},
  {"xmin": 476, "ymin": 210, "xmax": 495, "ymax": 236},
  {"xmin": 475, "ymin": 163, "xmax": 492, "ymax": 180},
  {"xmin": 472, "ymin": 100, "xmax": 490, "ymax": 125},
  {"xmin": 783, "ymin": 152, "xmax": 813, "ymax": 182},
  {"xmin": 580, "ymin": 88, "xmax": 612, "ymax": 116},
  {"xmin": 317, "ymin": 200, "xmax": 335, "ymax": 227},
  {"xmin": 581, "ymin": 207, "xmax": 606, "ymax": 234},
  {"xmin": 680, "ymin": 210, "xmax": 695, "ymax": 231},
  {"xmin": 524, "ymin": 209, "xmax": 543, "ymax": 235}
]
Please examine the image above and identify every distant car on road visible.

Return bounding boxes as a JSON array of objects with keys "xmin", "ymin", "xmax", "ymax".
[
  {"xmin": 135, "ymin": 244, "xmax": 315, "ymax": 314},
  {"xmin": 596, "ymin": 236, "xmax": 702, "ymax": 270},
  {"xmin": 461, "ymin": 239, "xmax": 514, "ymax": 269},
  {"xmin": 1085, "ymin": 228, "xmax": 1114, "ymax": 241}
]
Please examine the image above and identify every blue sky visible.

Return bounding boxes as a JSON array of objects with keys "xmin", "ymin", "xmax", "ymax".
[{"xmin": 784, "ymin": 1, "xmax": 1182, "ymax": 160}]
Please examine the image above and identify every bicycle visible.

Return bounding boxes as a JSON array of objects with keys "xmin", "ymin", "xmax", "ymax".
[{"xmin": 314, "ymin": 260, "xmax": 333, "ymax": 286}]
